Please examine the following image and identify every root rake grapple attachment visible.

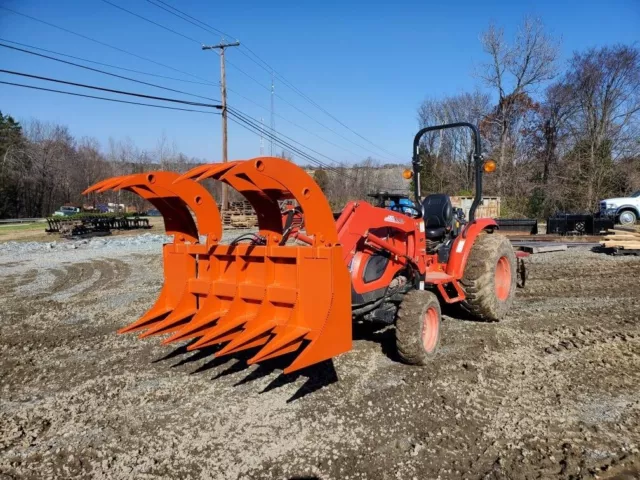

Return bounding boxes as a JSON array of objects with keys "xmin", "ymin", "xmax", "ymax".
[{"xmin": 84, "ymin": 157, "xmax": 351, "ymax": 374}]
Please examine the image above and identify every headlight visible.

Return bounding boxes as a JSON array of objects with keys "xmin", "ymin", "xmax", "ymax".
[{"xmin": 607, "ymin": 203, "xmax": 617, "ymax": 209}]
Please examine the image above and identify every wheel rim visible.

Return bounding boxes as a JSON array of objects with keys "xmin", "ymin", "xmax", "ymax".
[
  {"xmin": 495, "ymin": 256, "xmax": 511, "ymax": 301},
  {"xmin": 421, "ymin": 307, "xmax": 439, "ymax": 353},
  {"xmin": 620, "ymin": 211, "xmax": 635, "ymax": 225}
]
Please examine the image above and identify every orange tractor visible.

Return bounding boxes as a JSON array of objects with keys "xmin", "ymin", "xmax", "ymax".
[{"xmin": 84, "ymin": 122, "xmax": 517, "ymax": 373}]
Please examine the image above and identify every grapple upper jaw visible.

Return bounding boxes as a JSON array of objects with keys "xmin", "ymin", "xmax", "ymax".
[{"xmin": 172, "ymin": 157, "xmax": 352, "ymax": 373}]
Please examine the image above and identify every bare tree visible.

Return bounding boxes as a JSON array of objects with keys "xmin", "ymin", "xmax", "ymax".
[
  {"xmin": 564, "ymin": 44, "xmax": 640, "ymax": 208},
  {"xmin": 479, "ymin": 17, "xmax": 560, "ymax": 193},
  {"xmin": 418, "ymin": 91, "xmax": 492, "ymax": 194}
]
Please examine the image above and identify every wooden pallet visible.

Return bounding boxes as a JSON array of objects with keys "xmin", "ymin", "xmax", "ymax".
[
  {"xmin": 599, "ymin": 228, "xmax": 640, "ymax": 251},
  {"xmin": 515, "ymin": 243, "xmax": 568, "ymax": 254}
]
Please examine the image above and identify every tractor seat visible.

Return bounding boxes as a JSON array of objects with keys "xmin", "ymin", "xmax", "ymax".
[{"xmin": 421, "ymin": 194, "xmax": 453, "ymax": 238}]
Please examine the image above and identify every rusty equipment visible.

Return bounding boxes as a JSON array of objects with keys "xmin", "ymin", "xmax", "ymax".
[{"xmin": 84, "ymin": 122, "xmax": 519, "ymax": 374}]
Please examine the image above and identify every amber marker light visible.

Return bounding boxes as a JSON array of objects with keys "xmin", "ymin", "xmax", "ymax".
[{"xmin": 483, "ymin": 159, "xmax": 497, "ymax": 173}]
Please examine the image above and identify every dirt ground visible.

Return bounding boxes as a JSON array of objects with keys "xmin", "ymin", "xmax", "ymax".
[{"xmin": 1, "ymin": 240, "xmax": 639, "ymax": 480}]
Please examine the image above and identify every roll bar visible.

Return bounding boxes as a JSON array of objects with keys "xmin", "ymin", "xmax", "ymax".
[{"xmin": 412, "ymin": 122, "xmax": 483, "ymax": 222}]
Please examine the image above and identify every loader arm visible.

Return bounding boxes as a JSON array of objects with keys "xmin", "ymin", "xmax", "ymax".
[{"xmin": 333, "ymin": 201, "xmax": 428, "ymax": 305}]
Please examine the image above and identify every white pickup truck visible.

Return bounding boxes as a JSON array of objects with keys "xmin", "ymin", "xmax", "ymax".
[{"xmin": 599, "ymin": 191, "xmax": 640, "ymax": 225}]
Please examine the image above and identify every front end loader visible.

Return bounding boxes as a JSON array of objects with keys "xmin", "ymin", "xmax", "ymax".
[{"xmin": 84, "ymin": 122, "xmax": 517, "ymax": 373}]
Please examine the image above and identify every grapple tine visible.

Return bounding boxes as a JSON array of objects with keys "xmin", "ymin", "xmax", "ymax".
[
  {"xmin": 215, "ymin": 336, "xmax": 272, "ymax": 356},
  {"xmin": 174, "ymin": 161, "xmax": 241, "ymax": 184},
  {"xmin": 82, "ymin": 175, "xmax": 130, "ymax": 194},
  {"xmin": 212, "ymin": 320, "xmax": 278, "ymax": 356},
  {"xmin": 186, "ymin": 313, "xmax": 253, "ymax": 348},
  {"xmin": 250, "ymin": 341, "xmax": 304, "ymax": 363},
  {"xmin": 117, "ymin": 305, "xmax": 172, "ymax": 334},
  {"xmin": 186, "ymin": 331, "xmax": 239, "ymax": 350},
  {"xmin": 246, "ymin": 325, "xmax": 308, "ymax": 363},
  {"xmin": 194, "ymin": 162, "xmax": 239, "ymax": 181},
  {"xmin": 161, "ymin": 309, "xmax": 225, "ymax": 344},
  {"xmin": 173, "ymin": 164, "xmax": 213, "ymax": 183},
  {"xmin": 137, "ymin": 303, "xmax": 196, "ymax": 338},
  {"xmin": 95, "ymin": 177, "xmax": 130, "ymax": 193}
]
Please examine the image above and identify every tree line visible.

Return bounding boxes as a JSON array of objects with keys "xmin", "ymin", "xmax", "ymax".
[
  {"xmin": 417, "ymin": 17, "xmax": 640, "ymax": 218},
  {"xmin": 0, "ymin": 117, "xmax": 215, "ymax": 218},
  {"xmin": 0, "ymin": 114, "xmax": 400, "ymax": 218},
  {"xmin": 1, "ymin": 17, "xmax": 638, "ymax": 219}
]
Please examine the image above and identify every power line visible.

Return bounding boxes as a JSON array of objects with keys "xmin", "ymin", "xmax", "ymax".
[
  {"xmin": 0, "ymin": 70, "xmax": 222, "ymax": 109},
  {"xmin": 227, "ymin": 111, "xmax": 335, "ymax": 171},
  {"xmin": 139, "ymin": 0, "xmax": 405, "ymax": 162},
  {"xmin": 227, "ymin": 85, "xmax": 365, "ymax": 160},
  {"xmin": 0, "ymin": 42, "xmax": 220, "ymax": 103},
  {"xmin": 218, "ymin": 56, "xmax": 403, "ymax": 162},
  {"xmin": 147, "ymin": 0, "xmax": 237, "ymax": 40},
  {"xmin": 227, "ymin": 108, "xmax": 362, "ymax": 182},
  {"xmin": 228, "ymin": 111, "xmax": 372, "ymax": 188},
  {"xmin": 0, "ymin": 5, "xmax": 213, "ymax": 85},
  {"xmin": 228, "ymin": 107, "xmax": 350, "ymax": 171},
  {"xmin": 0, "ymin": 81, "xmax": 219, "ymax": 114},
  {"xmin": 2, "ymin": 35, "xmax": 365, "ymax": 167},
  {"xmin": 0, "ymin": 38, "xmax": 216, "ymax": 86},
  {"xmin": 99, "ymin": 0, "xmax": 203, "ymax": 45},
  {"xmin": 0, "ymin": 47, "xmax": 383, "ymax": 177},
  {"xmin": 101, "ymin": 0, "xmax": 276, "ymax": 100},
  {"xmin": 2, "ymin": 5, "xmax": 395, "ymax": 171},
  {"xmin": 137, "ymin": 0, "xmax": 401, "ymax": 163},
  {"xmin": 144, "ymin": 0, "xmax": 234, "ymax": 40},
  {"xmin": 4, "ymin": 37, "xmax": 366, "ymax": 165},
  {"xmin": 227, "ymin": 111, "xmax": 397, "ymax": 190}
]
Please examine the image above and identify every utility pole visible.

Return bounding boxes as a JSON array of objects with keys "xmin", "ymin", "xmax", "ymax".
[{"xmin": 202, "ymin": 40, "xmax": 240, "ymax": 212}]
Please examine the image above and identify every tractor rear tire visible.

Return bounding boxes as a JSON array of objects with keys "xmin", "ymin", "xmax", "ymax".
[
  {"xmin": 395, "ymin": 290, "xmax": 441, "ymax": 366},
  {"xmin": 460, "ymin": 232, "xmax": 516, "ymax": 321}
]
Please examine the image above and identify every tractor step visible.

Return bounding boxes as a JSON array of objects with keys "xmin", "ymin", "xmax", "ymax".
[{"xmin": 424, "ymin": 271, "xmax": 455, "ymax": 284}]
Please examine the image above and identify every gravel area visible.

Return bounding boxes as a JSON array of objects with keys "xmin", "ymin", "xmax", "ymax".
[{"xmin": 1, "ymin": 236, "xmax": 639, "ymax": 479}]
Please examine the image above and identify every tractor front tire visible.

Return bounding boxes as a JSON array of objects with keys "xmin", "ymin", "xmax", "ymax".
[
  {"xmin": 460, "ymin": 232, "xmax": 516, "ymax": 321},
  {"xmin": 395, "ymin": 290, "xmax": 441, "ymax": 366}
]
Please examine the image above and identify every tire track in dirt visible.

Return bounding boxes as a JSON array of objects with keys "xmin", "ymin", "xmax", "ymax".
[
  {"xmin": 18, "ymin": 258, "xmax": 135, "ymax": 302},
  {"xmin": 0, "ymin": 268, "xmax": 37, "ymax": 295},
  {"xmin": 542, "ymin": 326, "xmax": 638, "ymax": 355}
]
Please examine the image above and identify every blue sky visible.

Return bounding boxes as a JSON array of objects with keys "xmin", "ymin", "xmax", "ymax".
[{"xmin": 0, "ymin": 0, "xmax": 638, "ymax": 165}]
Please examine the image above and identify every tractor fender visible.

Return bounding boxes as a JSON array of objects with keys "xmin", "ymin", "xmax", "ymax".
[{"xmin": 445, "ymin": 218, "xmax": 498, "ymax": 279}]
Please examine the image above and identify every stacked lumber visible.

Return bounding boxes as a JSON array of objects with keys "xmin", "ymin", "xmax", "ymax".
[{"xmin": 600, "ymin": 228, "xmax": 640, "ymax": 250}]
